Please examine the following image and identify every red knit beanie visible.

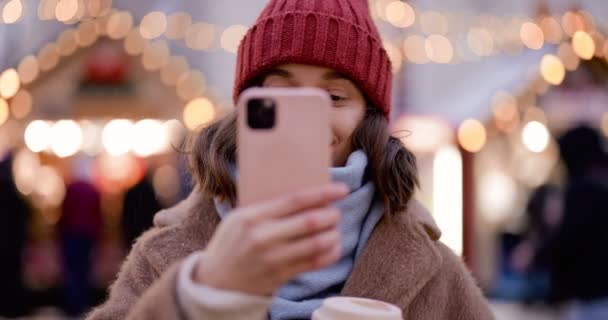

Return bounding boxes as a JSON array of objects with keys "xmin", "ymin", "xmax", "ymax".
[{"xmin": 234, "ymin": 0, "xmax": 393, "ymax": 119}]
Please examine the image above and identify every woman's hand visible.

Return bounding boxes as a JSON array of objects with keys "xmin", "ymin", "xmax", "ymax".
[{"xmin": 194, "ymin": 183, "xmax": 348, "ymax": 296}]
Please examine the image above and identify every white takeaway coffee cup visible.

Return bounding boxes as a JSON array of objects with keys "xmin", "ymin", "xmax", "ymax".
[{"xmin": 312, "ymin": 297, "xmax": 402, "ymax": 320}]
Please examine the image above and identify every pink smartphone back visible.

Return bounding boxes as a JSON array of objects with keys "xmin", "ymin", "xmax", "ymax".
[{"xmin": 237, "ymin": 87, "xmax": 331, "ymax": 206}]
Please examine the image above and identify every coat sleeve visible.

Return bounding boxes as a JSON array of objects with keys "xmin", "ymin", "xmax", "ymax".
[
  {"xmin": 86, "ymin": 231, "xmax": 187, "ymax": 320},
  {"xmin": 405, "ymin": 243, "xmax": 495, "ymax": 320}
]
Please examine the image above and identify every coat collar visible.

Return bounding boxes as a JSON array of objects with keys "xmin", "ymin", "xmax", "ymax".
[
  {"xmin": 340, "ymin": 203, "xmax": 443, "ymax": 306},
  {"xmin": 154, "ymin": 190, "xmax": 443, "ymax": 306}
]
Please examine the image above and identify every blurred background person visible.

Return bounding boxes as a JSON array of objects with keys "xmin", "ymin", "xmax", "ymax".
[
  {"xmin": 121, "ymin": 172, "xmax": 162, "ymax": 249},
  {"xmin": 57, "ymin": 178, "xmax": 102, "ymax": 316}
]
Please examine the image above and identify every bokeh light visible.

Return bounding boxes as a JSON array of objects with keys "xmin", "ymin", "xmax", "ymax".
[
  {"xmin": 539, "ymin": 16, "xmax": 563, "ymax": 44},
  {"xmin": 76, "ymin": 20, "xmax": 99, "ymax": 47},
  {"xmin": 161, "ymin": 119, "xmax": 187, "ymax": 150},
  {"xmin": 38, "ymin": 0, "xmax": 59, "ymax": 21},
  {"xmin": 106, "ymin": 11, "xmax": 133, "ymax": 40},
  {"xmin": 161, "ymin": 56, "xmax": 189, "ymax": 86},
  {"xmin": 185, "ymin": 23, "xmax": 216, "ymax": 50},
  {"xmin": 55, "ymin": 0, "xmax": 79, "ymax": 22},
  {"xmin": 10, "ymin": 90, "xmax": 32, "ymax": 119},
  {"xmin": 80, "ymin": 120, "xmax": 104, "ymax": 156},
  {"xmin": 25, "ymin": 120, "xmax": 52, "ymax": 152},
  {"xmin": 17, "ymin": 55, "xmax": 40, "ymax": 85},
  {"xmin": 458, "ymin": 119, "xmax": 487, "ymax": 153},
  {"xmin": 124, "ymin": 28, "xmax": 145, "ymax": 56},
  {"xmin": 492, "ymin": 91, "xmax": 519, "ymax": 133},
  {"xmin": 102, "ymin": 119, "xmax": 133, "ymax": 156},
  {"xmin": 12, "ymin": 149, "xmax": 41, "ymax": 195},
  {"xmin": 467, "ymin": 28, "xmax": 494, "ymax": 56},
  {"xmin": 166, "ymin": 12, "xmax": 192, "ymax": 40},
  {"xmin": 420, "ymin": 11, "xmax": 448, "ymax": 35},
  {"xmin": 425, "ymin": 34, "xmax": 453, "ymax": 64},
  {"xmin": 383, "ymin": 41, "xmax": 403, "ymax": 73},
  {"xmin": 403, "ymin": 35, "xmax": 429, "ymax": 64},
  {"xmin": 153, "ymin": 165, "xmax": 180, "ymax": 204},
  {"xmin": 35, "ymin": 166, "xmax": 66, "ymax": 208},
  {"xmin": 176, "ymin": 70, "xmax": 206, "ymax": 101},
  {"xmin": 57, "ymin": 29, "xmax": 78, "ymax": 56},
  {"xmin": 38, "ymin": 43, "xmax": 60, "ymax": 71},
  {"xmin": 385, "ymin": 0, "xmax": 415, "ymax": 28},
  {"xmin": 0, "ymin": 68, "xmax": 20, "ymax": 99},
  {"xmin": 572, "ymin": 31, "xmax": 595, "ymax": 60},
  {"xmin": 522, "ymin": 121, "xmax": 550, "ymax": 153},
  {"xmin": 540, "ymin": 54, "xmax": 565, "ymax": 86},
  {"xmin": 392, "ymin": 116, "xmax": 453, "ymax": 154},
  {"xmin": 140, "ymin": 11, "xmax": 167, "ymax": 39},
  {"xmin": 561, "ymin": 11, "xmax": 585, "ymax": 37},
  {"xmin": 183, "ymin": 98, "xmax": 215, "ymax": 130},
  {"xmin": 221, "ymin": 25, "xmax": 248, "ymax": 54},
  {"xmin": 50, "ymin": 120, "xmax": 83, "ymax": 158},
  {"xmin": 142, "ymin": 40, "xmax": 170, "ymax": 71},
  {"xmin": 2, "ymin": 0, "xmax": 23, "ymax": 24},
  {"xmin": 131, "ymin": 119, "xmax": 165, "ymax": 157},
  {"xmin": 520, "ymin": 22, "xmax": 544, "ymax": 50}
]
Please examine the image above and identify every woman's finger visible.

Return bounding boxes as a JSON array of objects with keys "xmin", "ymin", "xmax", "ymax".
[
  {"xmin": 262, "ymin": 228, "xmax": 340, "ymax": 266},
  {"xmin": 252, "ymin": 206, "xmax": 341, "ymax": 245},
  {"xmin": 238, "ymin": 183, "xmax": 349, "ymax": 223}
]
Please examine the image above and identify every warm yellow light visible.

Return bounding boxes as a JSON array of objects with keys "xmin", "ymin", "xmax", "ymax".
[
  {"xmin": 391, "ymin": 116, "xmax": 453, "ymax": 154},
  {"xmin": 87, "ymin": 0, "xmax": 112, "ymax": 17},
  {"xmin": 176, "ymin": 71, "xmax": 206, "ymax": 101},
  {"xmin": 140, "ymin": 11, "xmax": 167, "ymax": 39},
  {"xmin": 80, "ymin": 120, "xmax": 103, "ymax": 156},
  {"xmin": 558, "ymin": 42, "xmax": 580, "ymax": 71},
  {"xmin": 106, "ymin": 11, "xmax": 133, "ymax": 40},
  {"xmin": 10, "ymin": 90, "xmax": 32, "ymax": 119},
  {"xmin": 540, "ymin": 54, "xmax": 565, "ymax": 86},
  {"xmin": 38, "ymin": 43, "xmax": 60, "ymax": 71},
  {"xmin": 35, "ymin": 166, "xmax": 66, "ymax": 209},
  {"xmin": 492, "ymin": 91, "xmax": 519, "ymax": 133},
  {"xmin": 142, "ymin": 40, "xmax": 170, "ymax": 71},
  {"xmin": 2, "ymin": 0, "xmax": 23, "ymax": 24},
  {"xmin": 420, "ymin": 11, "xmax": 448, "ymax": 35},
  {"xmin": 50, "ymin": 120, "xmax": 83, "ymax": 158},
  {"xmin": 601, "ymin": 114, "xmax": 608, "ymax": 138},
  {"xmin": 523, "ymin": 106, "xmax": 548, "ymax": 125},
  {"xmin": 385, "ymin": 1, "xmax": 415, "ymax": 28},
  {"xmin": 374, "ymin": 0, "xmax": 393, "ymax": 21},
  {"xmin": 124, "ymin": 28, "xmax": 145, "ymax": 56},
  {"xmin": 161, "ymin": 56, "xmax": 189, "ymax": 86},
  {"xmin": 425, "ymin": 34, "xmax": 453, "ymax": 64},
  {"xmin": 433, "ymin": 144, "xmax": 463, "ymax": 256},
  {"xmin": 102, "ymin": 119, "xmax": 133, "ymax": 156},
  {"xmin": 55, "ymin": 0, "xmax": 79, "ymax": 22},
  {"xmin": 57, "ymin": 29, "xmax": 78, "ymax": 56},
  {"xmin": 25, "ymin": 120, "xmax": 52, "ymax": 152},
  {"xmin": 183, "ymin": 98, "xmax": 215, "ymax": 130},
  {"xmin": 0, "ymin": 68, "xmax": 20, "ymax": 99},
  {"xmin": 458, "ymin": 119, "xmax": 487, "ymax": 153},
  {"xmin": 221, "ymin": 25, "xmax": 249, "ymax": 54},
  {"xmin": 572, "ymin": 31, "xmax": 595, "ymax": 60},
  {"xmin": 403, "ymin": 35, "xmax": 429, "ymax": 64},
  {"xmin": 540, "ymin": 16, "xmax": 563, "ymax": 44},
  {"xmin": 0, "ymin": 99, "xmax": 9, "ymax": 126},
  {"xmin": 522, "ymin": 121, "xmax": 550, "ymax": 153},
  {"xmin": 520, "ymin": 22, "xmax": 544, "ymax": 50},
  {"xmin": 161, "ymin": 119, "xmax": 187, "ymax": 150},
  {"xmin": 76, "ymin": 20, "xmax": 99, "ymax": 47},
  {"xmin": 131, "ymin": 119, "xmax": 165, "ymax": 157},
  {"xmin": 467, "ymin": 28, "xmax": 494, "ymax": 56},
  {"xmin": 185, "ymin": 23, "xmax": 216, "ymax": 50},
  {"xmin": 383, "ymin": 41, "xmax": 403, "ymax": 73},
  {"xmin": 38, "ymin": 0, "xmax": 59, "ymax": 20},
  {"xmin": 166, "ymin": 12, "xmax": 192, "ymax": 40}
]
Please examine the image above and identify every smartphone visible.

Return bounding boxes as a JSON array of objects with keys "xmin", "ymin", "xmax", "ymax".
[{"xmin": 236, "ymin": 87, "xmax": 332, "ymax": 206}]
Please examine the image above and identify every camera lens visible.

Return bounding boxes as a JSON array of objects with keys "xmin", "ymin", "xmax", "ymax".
[{"xmin": 247, "ymin": 98, "xmax": 276, "ymax": 129}]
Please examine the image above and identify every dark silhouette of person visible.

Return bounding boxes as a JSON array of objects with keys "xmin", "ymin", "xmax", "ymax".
[
  {"xmin": 121, "ymin": 174, "xmax": 162, "ymax": 250},
  {"xmin": 58, "ymin": 180, "xmax": 103, "ymax": 316},
  {"xmin": 549, "ymin": 126, "xmax": 608, "ymax": 319},
  {"xmin": 0, "ymin": 152, "xmax": 30, "ymax": 317}
]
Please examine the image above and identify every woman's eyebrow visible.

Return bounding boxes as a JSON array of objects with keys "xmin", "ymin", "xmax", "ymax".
[
  {"xmin": 323, "ymin": 71, "xmax": 349, "ymax": 81},
  {"xmin": 264, "ymin": 68, "xmax": 293, "ymax": 79}
]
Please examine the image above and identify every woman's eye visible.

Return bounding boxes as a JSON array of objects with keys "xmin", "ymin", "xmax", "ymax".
[{"xmin": 330, "ymin": 94, "xmax": 346, "ymax": 102}]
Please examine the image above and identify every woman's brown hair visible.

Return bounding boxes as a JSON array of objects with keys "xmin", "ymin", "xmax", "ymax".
[{"xmin": 187, "ymin": 105, "xmax": 419, "ymax": 215}]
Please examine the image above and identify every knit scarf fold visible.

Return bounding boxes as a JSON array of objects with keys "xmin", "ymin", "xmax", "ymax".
[{"xmin": 214, "ymin": 150, "xmax": 385, "ymax": 320}]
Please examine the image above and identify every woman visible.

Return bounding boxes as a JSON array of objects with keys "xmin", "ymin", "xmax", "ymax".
[{"xmin": 88, "ymin": 0, "xmax": 493, "ymax": 319}]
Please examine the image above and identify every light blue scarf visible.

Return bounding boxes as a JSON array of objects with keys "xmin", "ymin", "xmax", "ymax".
[{"xmin": 214, "ymin": 150, "xmax": 385, "ymax": 320}]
